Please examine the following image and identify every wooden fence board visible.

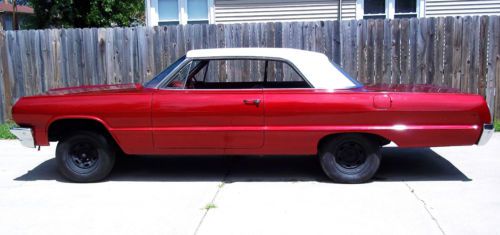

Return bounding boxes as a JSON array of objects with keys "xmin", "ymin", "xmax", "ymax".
[
  {"xmin": 487, "ymin": 16, "xmax": 500, "ymax": 118},
  {"xmin": 400, "ymin": 19, "xmax": 410, "ymax": 84}
]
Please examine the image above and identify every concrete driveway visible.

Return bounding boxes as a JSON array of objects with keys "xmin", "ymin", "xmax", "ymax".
[{"xmin": 1, "ymin": 134, "xmax": 499, "ymax": 235}]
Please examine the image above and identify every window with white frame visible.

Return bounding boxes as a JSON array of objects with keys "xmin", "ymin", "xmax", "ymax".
[
  {"xmin": 152, "ymin": 0, "xmax": 213, "ymax": 25},
  {"xmin": 158, "ymin": 0, "xmax": 180, "ymax": 25},
  {"xmin": 357, "ymin": 0, "xmax": 422, "ymax": 19},
  {"xmin": 187, "ymin": 0, "xmax": 209, "ymax": 24}
]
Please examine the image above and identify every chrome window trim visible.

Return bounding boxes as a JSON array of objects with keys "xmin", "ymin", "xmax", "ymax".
[{"xmin": 155, "ymin": 56, "xmax": 314, "ymax": 90}]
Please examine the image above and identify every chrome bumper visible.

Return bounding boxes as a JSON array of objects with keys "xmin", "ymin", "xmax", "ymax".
[
  {"xmin": 477, "ymin": 124, "xmax": 494, "ymax": 146},
  {"xmin": 10, "ymin": 127, "xmax": 35, "ymax": 148}
]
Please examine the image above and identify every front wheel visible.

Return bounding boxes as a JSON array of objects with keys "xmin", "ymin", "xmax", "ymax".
[
  {"xmin": 56, "ymin": 131, "xmax": 115, "ymax": 182},
  {"xmin": 319, "ymin": 134, "xmax": 381, "ymax": 183}
]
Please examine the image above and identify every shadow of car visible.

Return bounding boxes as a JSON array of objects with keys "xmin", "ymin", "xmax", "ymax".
[{"xmin": 14, "ymin": 147, "xmax": 470, "ymax": 183}]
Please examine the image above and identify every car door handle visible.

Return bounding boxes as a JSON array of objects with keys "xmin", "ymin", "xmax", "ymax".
[{"xmin": 243, "ymin": 99, "xmax": 261, "ymax": 106}]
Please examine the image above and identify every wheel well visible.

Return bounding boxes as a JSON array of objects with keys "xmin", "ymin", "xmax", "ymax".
[
  {"xmin": 317, "ymin": 132, "xmax": 391, "ymax": 151},
  {"xmin": 48, "ymin": 119, "xmax": 118, "ymax": 146}
]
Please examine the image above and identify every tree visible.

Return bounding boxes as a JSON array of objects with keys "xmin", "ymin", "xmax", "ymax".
[{"xmin": 26, "ymin": 0, "xmax": 144, "ymax": 29}]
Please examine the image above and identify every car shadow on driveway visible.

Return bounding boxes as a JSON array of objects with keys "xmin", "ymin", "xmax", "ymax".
[{"xmin": 14, "ymin": 147, "xmax": 470, "ymax": 182}]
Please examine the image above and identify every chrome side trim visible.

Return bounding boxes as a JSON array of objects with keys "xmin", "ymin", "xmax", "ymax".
[
  {"xmin": 478, "ymin": 124, "xmax": 494, "ymax": 146},
  {"xmin": 10, "ymin": 127, "xmax": 35, "ymax": 148}
]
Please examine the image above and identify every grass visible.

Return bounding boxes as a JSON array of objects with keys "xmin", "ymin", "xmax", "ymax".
[
  {"xmin": 0, "ymin": 121, "xmax": 17, "ymax": 139},
  {"xmin": 495, "ymin": 119, "xmax": 500, "ymax": 132},
  {"xmin": 203, "ymin": 203, "xmax": 217, "ymax": 210}
]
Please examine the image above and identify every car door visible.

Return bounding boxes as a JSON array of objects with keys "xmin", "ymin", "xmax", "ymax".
[
  {"xmin": 262, "ymin": 60, "xmax": 317, "ymax": 155},
  {"xmin": 152, "ymin": 59, "xmax": 265, "ymax": 153}
]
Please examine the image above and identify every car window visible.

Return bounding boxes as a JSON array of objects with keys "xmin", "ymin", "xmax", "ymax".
[
  {"xmin": 186, "ymin": 59, "xmax": 266, "ymax": 89},
  {"xmin": 265, "ymin": 60, "xmax": 311, "ymax": 88},
  {"xmin": 162, "ymin": 58, "xmax": 311, "ymax": 89},
  {"xmin": 164, "ymin": 61, "xmax": 192, "ymax": 89},
  {"xmin": 144, "ymin": 55, "xmax": 186, "ymax": 88}
]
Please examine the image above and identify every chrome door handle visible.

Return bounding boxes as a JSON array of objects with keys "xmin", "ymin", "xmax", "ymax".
[{"xmin": 243, "ymin": 99, "xmax": 261, "ymax": 106}]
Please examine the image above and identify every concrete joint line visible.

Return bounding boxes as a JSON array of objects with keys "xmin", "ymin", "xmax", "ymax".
[
  {"xmin": 404, "ymin": 182, "xmax": 445, "ymax": 235},
  {"xmin": 193, "ymin": 158, "xmax": 233, "ymax": 235}
]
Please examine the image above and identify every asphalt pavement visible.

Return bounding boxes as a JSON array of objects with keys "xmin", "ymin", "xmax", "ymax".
[{"xmin": 1, "ymin": 134, "xmax": 499, "ymax": 235}]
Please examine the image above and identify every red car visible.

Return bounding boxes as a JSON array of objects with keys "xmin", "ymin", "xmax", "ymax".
[{"xmin": 10, "ymin": 48, "xmax": 493, "ymax": 183}]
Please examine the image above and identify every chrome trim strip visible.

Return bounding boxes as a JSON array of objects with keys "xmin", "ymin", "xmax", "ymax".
[
  {"xmin": 10, "ymin": 127, "xmax": 35, "ymax": 148},
  {"xmin": 478, "ymin": 124, "xmax": 494, "ymax": 146}
]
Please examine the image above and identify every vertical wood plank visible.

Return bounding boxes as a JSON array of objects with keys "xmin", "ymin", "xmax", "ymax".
[
  {"xmin": 477, "ymin": 16, "xmax": 489, "ymax": 97},
  {"xmin": 434, "ymin": 17, "xmax": 445, "ymax": 86},
  {"xmin": 374, "ymin": 19, "xmax": 384, "ymax": 83},
  {"xmin": 382, "ymin": 19, "xmax": 392, "ymax": 84},
  {"xmin": 400, "ymin": 19, "xmax": 410, "ymax": 84},
  {"xmin": 357, "ymin": 20, "xmax": 368, "ymax": 83},
  {"xmin": 461, "ymin": 16, "xmax": 472, "ymax": 92},
  {"xmin": 366, "ymin": 20, "xmax": 375, "ymax": 84},
  {"xmin": 487, "ymin": 16, "xmax": 499, "ymax": 118},
  {"xmin": 391, "ymin": 19, "xmax": 401, "ymax": 84},
  {"xmin": 409, "ymin": 18, "xmax": 418, "ymax": 85},
  {"xmin": 452, "ymin": 17, "xmax": 463, "ymax": 89},
  {"xmin": 443, "ymin": 17, "xmax": 454, "ymax": 88}
]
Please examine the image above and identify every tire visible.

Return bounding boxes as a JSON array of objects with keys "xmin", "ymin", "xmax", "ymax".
[
  {"xmin": 319, "ymin": 134, "xmax": 381, "ymax": 184},
  {"xmin": 56, "ymin": 131, "xmax": 116, "ymax": 182}
]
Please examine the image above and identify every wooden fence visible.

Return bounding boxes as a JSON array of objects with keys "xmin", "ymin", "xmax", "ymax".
[{"xmin": 0, "ymin": 16, "xmax": 499, "ymax": 123}]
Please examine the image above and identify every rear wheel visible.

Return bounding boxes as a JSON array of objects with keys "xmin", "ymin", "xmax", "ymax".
[
  {"xmin": 56, "ymin": 131, "xmax": 115, "ymax": 182},
  {"xmin": 319, "ymin": 134, "xmax": 381, "ymax": 183}
]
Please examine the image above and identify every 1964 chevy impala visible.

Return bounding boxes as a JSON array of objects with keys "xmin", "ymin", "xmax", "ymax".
[{"xmin": 10, "ymin": 48, "xmax": 493, "ymax": 183}]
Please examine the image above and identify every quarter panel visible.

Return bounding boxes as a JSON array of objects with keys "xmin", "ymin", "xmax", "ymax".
[{"xmin": 262, "ymin": 89, "xmax": 484, "ymax": 155}]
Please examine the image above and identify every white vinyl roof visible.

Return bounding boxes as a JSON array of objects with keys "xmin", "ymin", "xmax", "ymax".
[{"xmin": 186, "ymin": 48, "xmax": 359, "ymax": 89}]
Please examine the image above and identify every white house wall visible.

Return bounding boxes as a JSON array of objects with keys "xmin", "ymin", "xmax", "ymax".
[
  {"xmin": 214, "ymin": 0, "xmax": 356, "ymax": 24},
  {"xmin": 425, "ymin": 0, "xmax": 500, "ymax": 17}
]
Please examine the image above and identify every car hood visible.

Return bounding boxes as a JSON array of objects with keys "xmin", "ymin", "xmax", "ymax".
[
  {"xmin": 45, "ymin": 83, "xmax": 143, "ymax": 95},
  {"xmin": 356, "ymin": 84, "xmax": 461, "ymax": 93}
]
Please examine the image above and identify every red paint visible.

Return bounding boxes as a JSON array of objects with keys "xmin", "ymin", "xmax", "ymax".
[
  {"xmin": 12, "ymin": 83, "xmax": 491, "ymax": 155},
  {"xmin": 373, "ymin": 94, "xmax": 392, "ymax": 109}
]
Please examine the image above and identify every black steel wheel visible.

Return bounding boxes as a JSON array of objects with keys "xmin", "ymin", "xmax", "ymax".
[
  {"xmin": 319, "ymin": 134, "xmax": 381, "ymax": 183},
  {"xmin": 56, "ymin": 131, "xmax": 115, "ymax": 182}
]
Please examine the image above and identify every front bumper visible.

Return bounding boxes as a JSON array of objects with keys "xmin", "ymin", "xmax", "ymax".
[
  {"xmin": 477, "ymin": 124, "xmax": 494, "ymax": 146},
  {"xmin": 10, "ymin": 127, "xmax": 35, "ymax": 148}
]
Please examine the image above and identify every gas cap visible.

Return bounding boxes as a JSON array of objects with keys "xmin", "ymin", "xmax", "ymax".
[{"xmin": 373, "ymin": 94, "xmax": 392, "ymax": 109}]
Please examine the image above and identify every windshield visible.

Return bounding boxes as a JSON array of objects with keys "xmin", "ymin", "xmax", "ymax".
[
  {"xmin": 330, "ymin": 62, "xmax": 363, "ymax": 88},
  {"xmin": 144, "ymin": 55, "xmax": 187, "ymax": 88}
]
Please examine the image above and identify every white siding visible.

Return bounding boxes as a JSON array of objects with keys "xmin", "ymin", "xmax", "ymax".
[
  {"xmin": 426, "ymin": 0, "xmax": 500, "ymax": 17},
  {"xmin": 214, "ymin": 0, "xmax": 356, "ymax": 24}
]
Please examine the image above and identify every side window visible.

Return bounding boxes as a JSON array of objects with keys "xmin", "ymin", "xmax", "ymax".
[
  {"xmin": 162, "ymin": 59, "xmax": 310, "ymax": 89},
  {"xmin": 266, "ymin": 60, "xmax": 310, "ymax": 88},
  {"xmin": 186, "ymin": 59, "xmax": 266, "ymax": 89},
  {"xmin": 164, "ymin": 62, "xmax": 191, "ymax": 88}
]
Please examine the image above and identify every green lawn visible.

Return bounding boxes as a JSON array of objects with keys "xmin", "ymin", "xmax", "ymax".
[
  {"xmin": 495, "ymin": 120, "xmax": 500, "ymax": 132},
  {"xmin": 0, "ymin": 121, "xmax": 17, "ymax": 139}
]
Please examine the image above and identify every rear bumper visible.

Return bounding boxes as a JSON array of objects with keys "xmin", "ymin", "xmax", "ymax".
[
  {"xmin": 10, "ymin": 127, "xmax": 35, "ymax": 148},
  {"xmin": 477, "ymin": 124, "xmax": 494, "ymax": 146}
]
